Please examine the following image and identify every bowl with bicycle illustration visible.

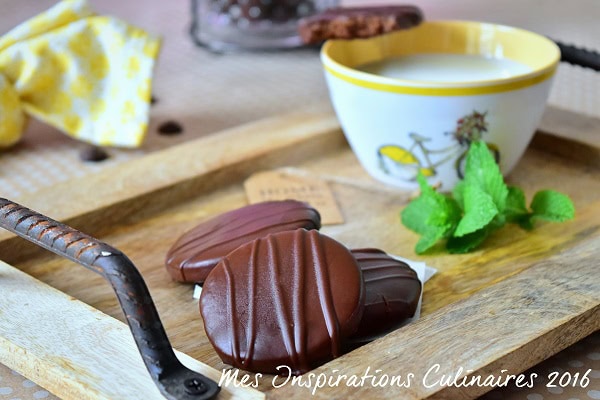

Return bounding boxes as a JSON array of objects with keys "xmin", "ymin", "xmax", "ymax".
[{"xmin": 320, "ymin": 20, "xmax": 560, "ymax": 190}]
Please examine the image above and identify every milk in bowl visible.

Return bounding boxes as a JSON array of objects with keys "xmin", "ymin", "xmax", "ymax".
[
  {"xmin": 358, "ymin": 54, "xmax": 532, "ymax": 82},
  {"xmin": 320, "ymin": 21, "xmax": 560, "ymax": 190}
]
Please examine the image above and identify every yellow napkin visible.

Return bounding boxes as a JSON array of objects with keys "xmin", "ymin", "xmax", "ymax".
[{"xmin": 0, "ymin": 0, "xmax": 160, "ymax": 148}]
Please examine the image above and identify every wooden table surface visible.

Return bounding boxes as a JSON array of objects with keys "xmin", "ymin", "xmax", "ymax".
[{"xmin": 0, "ymin": 1, "xmax": 598, "ymax": 399}]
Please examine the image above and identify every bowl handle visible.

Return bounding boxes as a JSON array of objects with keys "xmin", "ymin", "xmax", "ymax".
[{"xmin": 554, "ymin": 40, "xmax": 600, "ymax": 71}]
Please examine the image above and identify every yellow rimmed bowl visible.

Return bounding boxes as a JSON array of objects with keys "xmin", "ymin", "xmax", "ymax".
[{"xmin": 321, "ymin": 20, "xmax": 560, "ymax": 190}]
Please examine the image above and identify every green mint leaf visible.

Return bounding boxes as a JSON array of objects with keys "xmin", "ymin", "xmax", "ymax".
[
  {"xmin": 454, "ymin": 184, "xmax": 498, "ymax": 237},
  {"xmin": 401, "ymin": 173, "xmax": 462, "ymax": 254},
  {"xmin": 399, "ymin": 140, "xmax": 576, "ymax": 256},
  {"xmin": 530, "ymin": 190, "xmax": 575, "ymax": 222},
  {"xmin": 446, "ymin": 227, "xmax": 491, "ymax": 253},
  {"xmin": 489, "ymin": 213, "xmax": 507, "ymax": 230},
  {"xmin": 463, "ymin": 141, "xmax": 508, "ymax": 212},
  {"xmin": 415, "ymin": 229, "xmax": 447, "ymax": 254},
  {"xmin": 400, "ymin": 193, "xmax": 440, "ymax": 236},
  {"xmin": 504, "ymin": 186, "xmax": 530, "ymax": 223},
  {"xmin": 400, "ymin": 174, "xmax": 462, "ymax": 235},
  {"xmin": 452, "ymin": 180, "xmax": 467, "ymax": 211},
  {"xmin": 518, "ymin": 216, "xmax": 535, "ymax": 231}
]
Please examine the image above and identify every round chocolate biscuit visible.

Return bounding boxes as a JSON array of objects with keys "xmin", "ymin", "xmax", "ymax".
[
  {"xmin": 349, "ymin": 248, "xmax": 421, "ymax": 344},
  {"xmin": 200, "ymin": 229, "xmax": 364, "ymax": 375},
  {"xmin": 166, "ymin": 200, "xmax": 321, "ymax": 283},
  {"xmin": 298, "ymin": 5, "xmax": 423, "ymax": 44}
]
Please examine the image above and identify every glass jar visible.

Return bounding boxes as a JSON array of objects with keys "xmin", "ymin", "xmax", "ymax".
[{"xmin": 190, "ymin": 0, "xmax": 339, "ymax": 51}]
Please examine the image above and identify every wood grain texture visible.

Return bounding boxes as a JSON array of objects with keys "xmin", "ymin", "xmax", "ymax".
[
  {"xmin": 539, "ymin": 105, "xmax": 600, "ymax": 149},
  {"xmin": 0, "ymin": 108, "xmax": 598, "ymax": 399},
  {"xmin": 0, "ymin": 260, "xmax": 264, "ymax": 400},
  {"xmin": 267, "ymin": 235, "xmax": 600, "ymax": 399},
  {"xmin": 0, "ymin": 108, "xmax": 344, "ymax": 266}
]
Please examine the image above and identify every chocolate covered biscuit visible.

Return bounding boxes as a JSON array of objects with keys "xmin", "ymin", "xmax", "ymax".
[
  {"xmin": 298, "ymin": 5, "xmax": 423, "ymax": 44},
  {"xmin": 166, "ymin": 200, "xmax": 321, "ymax": 283},
  {"xmin": 200, "ymin": 229, "xmax": 364, "ymax": 375},
  {"xmin": 349, "ymin": 248, "xmax": 421, "ymax": 344}
]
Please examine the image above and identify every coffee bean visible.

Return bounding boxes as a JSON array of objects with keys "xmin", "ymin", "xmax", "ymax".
[
  {"xmin": 158, "ymin": 120, "xmax": 183, "ymax": 136},
  {"xmin": 80, "ymin": 145, "xmax": 109, "ymax": 162}
]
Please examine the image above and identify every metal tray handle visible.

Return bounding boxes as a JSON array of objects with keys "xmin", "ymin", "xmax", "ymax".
[{"xmin": 0, "ymin": 198, "xmax": 220, "ymax": 400}]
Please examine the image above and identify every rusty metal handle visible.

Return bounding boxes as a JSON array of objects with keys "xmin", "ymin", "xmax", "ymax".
[
  {"xmin": 0, "ymin": 198, "xmax": 220, "ymax": 400},
  {"xmin": 554, "ymin": 40, "xmax": 600, "ymax": 71}
]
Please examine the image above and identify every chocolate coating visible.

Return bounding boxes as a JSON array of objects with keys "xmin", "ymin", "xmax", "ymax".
[
  {"xmin": 349, "ymin": 248, "xmax": 421, "ymax": 344},
  {"xmin": 200, "ymin": 229, "xmax": 364, "ymax": 375},
  {"xmin": 166, "ymin": 200, "xmax": 321, "ymax": 283},
  {"xmin": 298, "ymin": 5, "xmax": 423, "ymax": 44}
]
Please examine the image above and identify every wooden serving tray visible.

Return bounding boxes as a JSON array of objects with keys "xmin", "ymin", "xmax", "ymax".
[{"xmin": 0, "ymin": 108, "xmax": 598, "ymax": 400}]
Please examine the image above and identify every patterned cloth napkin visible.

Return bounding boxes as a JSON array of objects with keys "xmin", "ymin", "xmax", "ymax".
[{"xmin": 0, "ymin": 0, "xmax": 160, "ymax": 148}]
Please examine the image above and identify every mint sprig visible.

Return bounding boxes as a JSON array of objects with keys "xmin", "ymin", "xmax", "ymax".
[
  {"xmin": 401, "ymin": 141, "xmax": 575, "ymax": 254},
  {"xmin": 400, "ymin": 174, "xmax": 461, "ymax": 254}
]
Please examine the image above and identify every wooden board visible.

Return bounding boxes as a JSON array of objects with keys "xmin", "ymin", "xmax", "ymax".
[
  {"xmin": 0, "ymin": 260, "xmax": 263, "ymax": 400},
  {"xmin": 0, "ymin": 108, "xmax": 599, "ymax": 399}
]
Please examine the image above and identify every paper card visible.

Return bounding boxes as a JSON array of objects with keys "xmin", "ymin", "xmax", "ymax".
[{"xmin": 244, "ymin": 170, "xmax": 344, "ymax": 225}]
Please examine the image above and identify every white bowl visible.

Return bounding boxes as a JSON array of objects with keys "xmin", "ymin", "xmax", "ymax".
[{"xmin": 321, "ymin": 20, "xmax": 560, "ymax": 190}]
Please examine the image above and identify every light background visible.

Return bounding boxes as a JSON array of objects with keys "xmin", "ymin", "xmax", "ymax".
[{"xmin": 0, "ymin": 1, "xmax": 598, "ymax": 399}]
